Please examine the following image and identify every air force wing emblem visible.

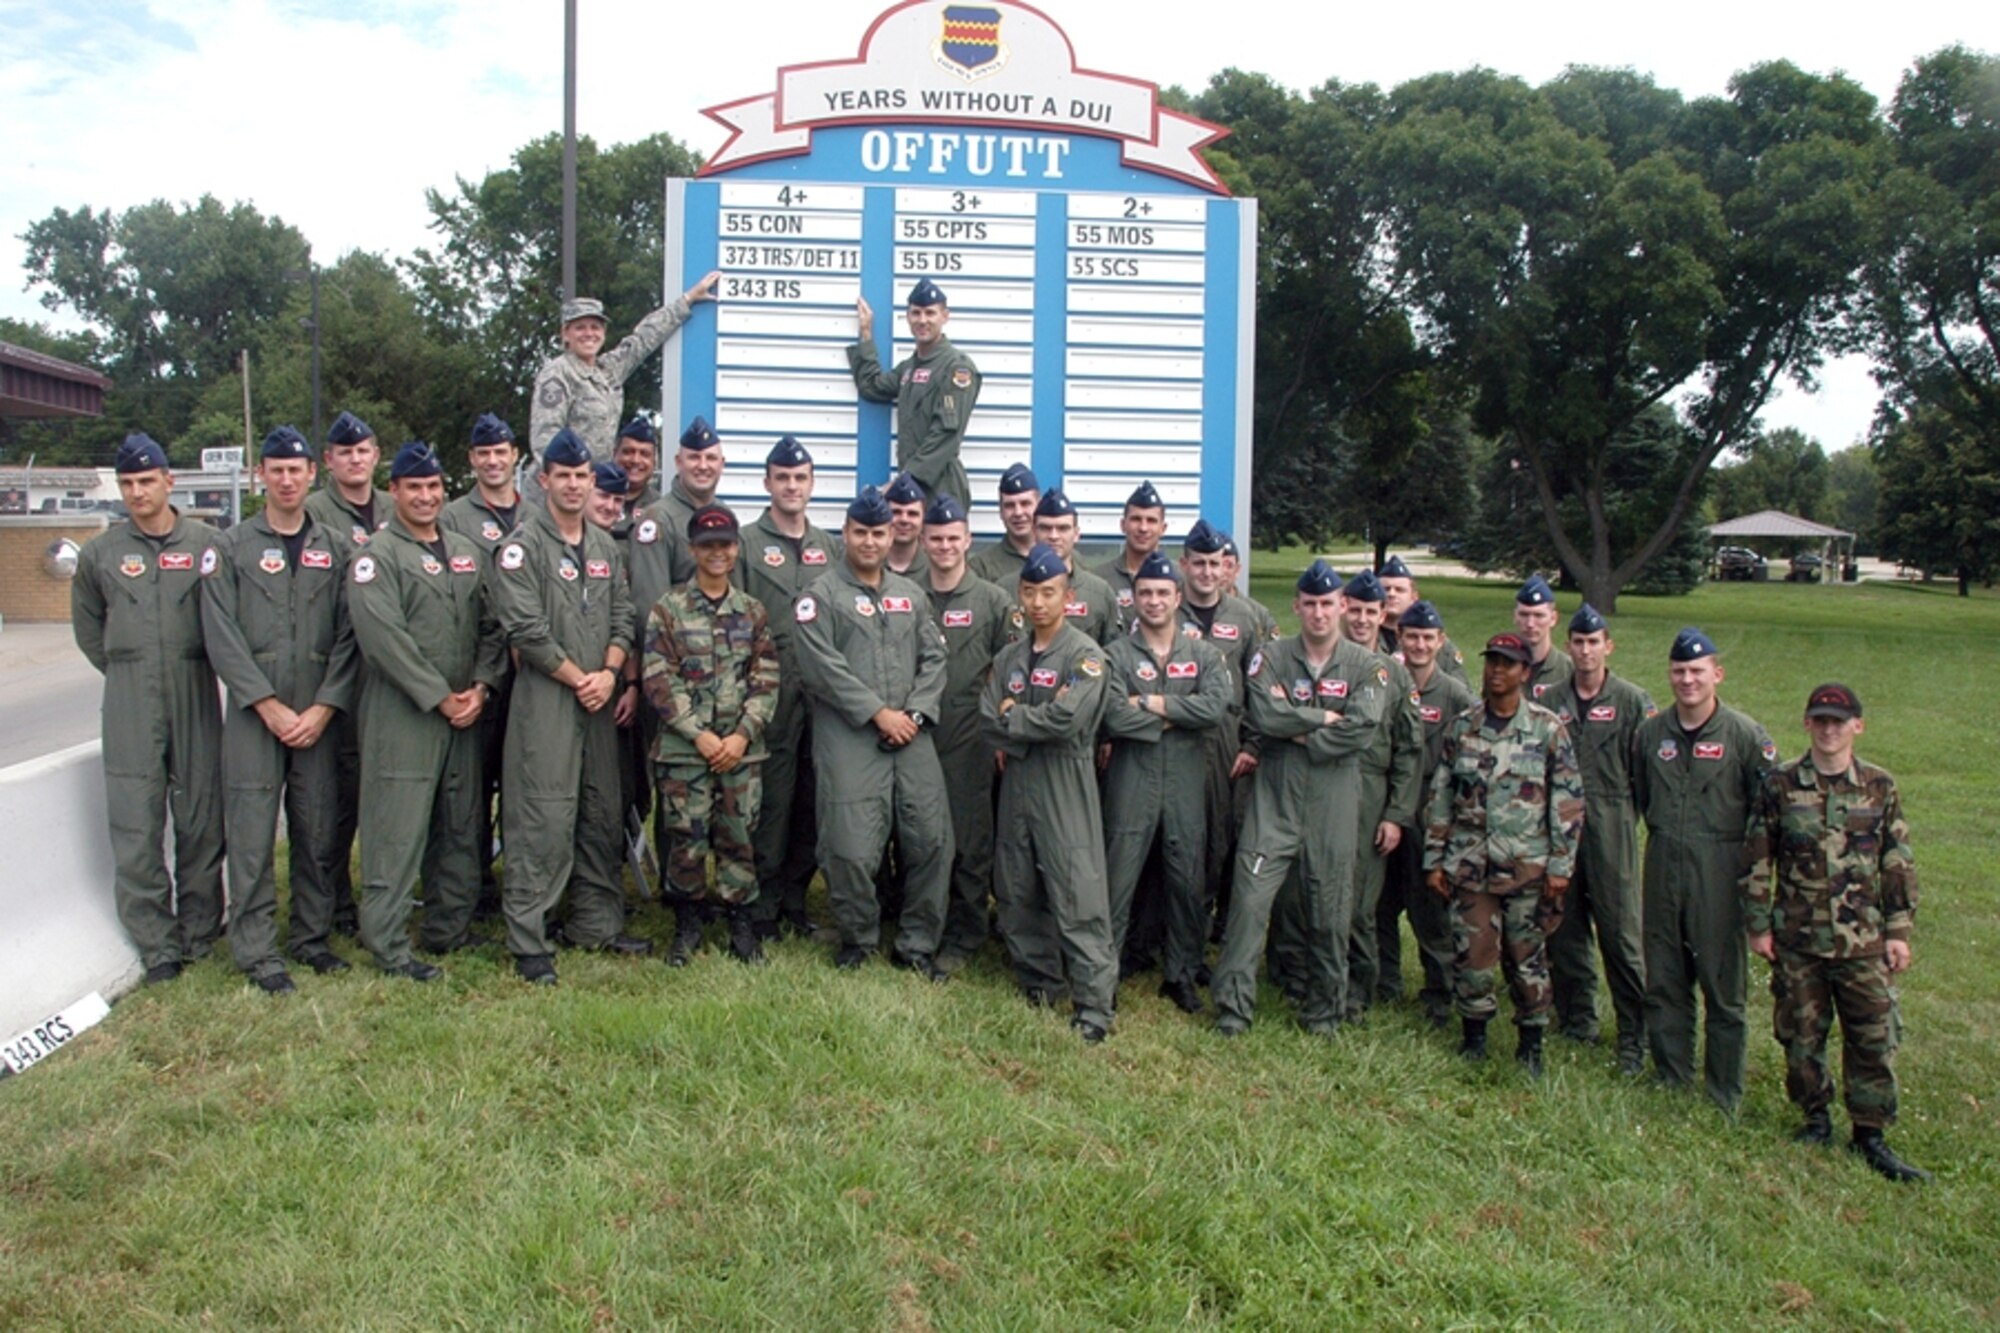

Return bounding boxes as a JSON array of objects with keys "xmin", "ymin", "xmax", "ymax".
[{"xmin": 934, "ymin": 5, "xmax": 1006, "ymax": 80}]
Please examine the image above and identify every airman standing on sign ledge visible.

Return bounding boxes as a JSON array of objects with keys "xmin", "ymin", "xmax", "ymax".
[
  {"xmin": 71, "ymin": 433, "xmax": 225, "ymax": 986},
  {"xmin": 849, "ymin": 278, "xmax": 981, "ymax": 507},
  {"xmin": 528, "ymin": 273, "xmax": 720, "ymax": 462}
]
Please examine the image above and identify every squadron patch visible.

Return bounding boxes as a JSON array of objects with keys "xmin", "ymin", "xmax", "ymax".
[
  {"xmin": 120, "ymin": 554, "xmax": 146, "ymax": 578},
  {"xmin": 952, "ymin": 366, "xmax": 973, "ymax": 389},
  {"xmin": 1291, "ymin": 679, "xmax": 1312, "ymax": 702},
  {"xmin": 482, "ymin": 521, "xmax": 502, "ymax": 541},
  {"xmin": 1246, "ymin": 650, "xmax": 1264, "ymax": 677},
  {"xmin": 260, "ymin": 549, "xmax": 286, "ymax": 575},
  {"xmin": 855, "ymin": 595, "xmax": 876, "ymax": 617},
  {"xmin": 763, "ymin": 546, "xmax": 786, "ymax": 567},
  {"xmin": 636, "ymin": 520, "xmax": 659, "ymax": 545},
  {"xmin": 1135, "ymin": 661, "xmax": 1159, "ymax": 682},
  {"xmin": 352, "ymin": 555, "xmax": 377, "ymax": 585},
  {"xmin": 1375, "ymin": 666, "xmax": 1390, "ymax": 687},
  {"xmin": 1420, "ymin": 705, "xmax": 1443, "ymax": 723},
  {"xmin": 1761, "ymin": 737, "xmax": 1779, "ymax": 762},
  {"xmin": 422, "ymin": 556, "xmax": 443, "ymax": 575},
  {"xmin": 1116, "ymin": 588, "xmax": 1133, "ymax": 607},
  {"xmin": 499, "ymin": 543, "xmax": 526, "ymax": 571},
  {"xmin": 1079, "ymin": 656, "xmax": 1102, "ymax": 679},
  {"xmin": 796, "ymin": 596, "xmax": 817, "ymax": 623},
  {"xmin": 558, "ymin": 558, "xmax": 579, "ymax": 582},
  {"xmin": 1007, "ymin": 669, "xmax": 1026, "ymax": 695},
  {"xmin": 1658, "ymin": 737, "xmax": 1679, "ymax": 762},
  {"xmin": 1532, "ymin": 683, "xmax": 1549, "ymax": 698},
  {"xmin": 351, "ymin": 525, "xmax": 371, "ymax": 546},
  {"xmin": 200, "ymin": 548, "xmax": 219, "ymax": 577}
]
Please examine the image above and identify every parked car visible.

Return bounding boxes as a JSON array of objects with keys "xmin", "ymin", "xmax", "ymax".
[
  {"xmin": 1714, "ymin": 546, "xmax": 1768, "ymax": 581},
  {"xmin": 1788, "ymin": 552, "xmax": 1826, "ymax": 583}
]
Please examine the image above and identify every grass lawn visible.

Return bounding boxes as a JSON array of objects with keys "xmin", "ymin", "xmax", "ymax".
[{"xmin": 3, "ymin": 569, "xmax": 1996, "ymax": 1328}]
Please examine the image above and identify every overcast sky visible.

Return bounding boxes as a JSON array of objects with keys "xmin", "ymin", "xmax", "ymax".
[{"xmin": 4, "ymin": 0, "xmax": 1984, "ymax": 449}]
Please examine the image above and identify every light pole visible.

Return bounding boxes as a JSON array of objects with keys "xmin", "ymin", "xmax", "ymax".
[
  {"xmin": 562, "ymin": 0, "xmax": 578, "ymax": 302},
  {"xmin": 284, "ymin": 260, "xmax": 323, "ymax": 443}
]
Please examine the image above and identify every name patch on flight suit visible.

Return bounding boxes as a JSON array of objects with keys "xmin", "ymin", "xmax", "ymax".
[
  {"xmin": 302, "ymin": 550, "xmax": 334, "ymax": 570},
  {"xmin": 802, "ymin": 548, "xmax": 829, "ymax": 565},
  {"xmin": 910, "ymin": 368, "xmax": 932, "ymax": 384},
  {"xmin": 1694, "ymin": 741, "xmax": 1726, "ymax": 761},
  {"xmin": 1420, "ymin": 705, "xmax": 1443, "ymax": 723},
  {"xmin": 942, "ymin": 609, "xmax": 974, "ymax": 628},
  {"xmin": 587, "ymin": 560, "xmax": 611, "ymax": 579},
  {"xmin": 160, "ymin": 552, "xmax": 194, "ymax": 571},
  {"xmin": 1166, "ymin": 661, "xmax": 1198, "ymax": 679},
  {"xmin": 1063, "ymin": 601, "xmax": 1088, "ymax": 617},
  {"xmin": 1212, "ymin": 623, "xmax": 1240, "ymax": 640},
  {"xmin": 1031, "ymin": 668, "xmax": 1059, "ymax": 688},
  {"xmin": 450, "ymin": 555, "xmax": 478, "ymax": 574},
  {"xmin": 1319, "ymin": 678, "xmax": 1349, "ymax": 699},
  {"xmin": 882, "ymin": 596, "xmax": 913, "ymax": 613},
  {"xmin": 1588, "ymin": 704, "xmax": 1617, "ymax": 722}
]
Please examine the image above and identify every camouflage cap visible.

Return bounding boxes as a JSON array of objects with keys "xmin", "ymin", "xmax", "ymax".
[{"xmin": 560, "ymin": 297, "xmax": 606, "ymax": 325}]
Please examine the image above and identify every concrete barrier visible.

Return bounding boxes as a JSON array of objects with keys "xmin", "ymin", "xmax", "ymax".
[{"xmin": 0, "ymin": 740, "xmax": 141, "ymax": 1040}]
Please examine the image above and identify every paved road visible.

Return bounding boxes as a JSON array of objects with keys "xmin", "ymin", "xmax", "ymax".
[{"xmin": 0, "ymin": 624, "xmax": 101, "ymax": 769}]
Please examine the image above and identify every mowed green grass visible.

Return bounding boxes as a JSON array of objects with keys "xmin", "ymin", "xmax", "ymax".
[{"xmin": 4, "ymin": 569, "xmax": 1997, "ymax": 1328}]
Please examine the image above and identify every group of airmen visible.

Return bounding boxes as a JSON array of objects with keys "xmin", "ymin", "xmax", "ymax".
[{"xmin": 68, "ymin": 276, "xmax": 1927, "ymax": 1184}]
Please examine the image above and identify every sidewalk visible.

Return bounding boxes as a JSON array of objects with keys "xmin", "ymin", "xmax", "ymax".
[{"xmin": 0, "ymin": 623, "xmax": 100, "ymax": 769}]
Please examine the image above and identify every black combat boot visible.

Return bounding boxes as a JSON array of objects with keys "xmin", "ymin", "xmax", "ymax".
[
  {"xmin": 667, "ymin": 908, "xmax": 704, "ymax": 968},
  {"xmin": 1850, "ymin": 1127, "xmax": 1931, "ymax": 1183},
  {"xmin": 1459, "ymin": 1018, "xmax": 1488, "ymax": 1061},
  {"xmin": 727, "ymin": 908, "xmax": 766, "ymax": 966},
  {"xmin": 1516, "ymin": 1025, "xmax": 1544, "ymax": 1078},
  {"xmin": 1792, "ymin": 1109, "xmax": 1833, "ymax": 1146}
]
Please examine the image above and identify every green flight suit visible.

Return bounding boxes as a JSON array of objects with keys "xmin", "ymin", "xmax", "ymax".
[
  {"xmin": 199, "ymin": 510, "xmax": 359, "ymax": 977},
  {"xmin": 1631, "ymin": 700, "xmax": 1775, "ymax": 1111},
  {"xmin": 981, "ymin": 625, "xmax": 1118, "ymax": 1029},
  {"xmin": 1377, "ymin": 665, "xmax": 1477, "ymax": 1018},
  {"xmin": 1179, "ymin": 593, "xmax": 1273, "ymax": 912},
  {"xmin": 1211, "ymin": 636, "xmax": 1387, "ymax": 1033},
  {"xmin": 793, "ymin": 563, "xmax": 953, "ymax": 955},
  {"xmin": 643, "ymin": 583, "xmax": 780, "ymax": 906},
  {"xmin": 346, "ymin": 518, "xmax": 507, "ymax": 969},
  {"xmin": 1099, "ymin": 632, "xmax": 1231, "ymax": 986},
  {"xmin": 847, "ymin": 333, "xmax": 980, "ymax": 507},
  {"xmin": 922, "ymin": 571, "xmax": 1018, "ymax": 960},
  {"xmin": 71, "ymin": 511, "xmax": 226, "ymax": 972},
  {"xmin": 1055, "ymin": 564, "xmax": 1120, "ymax": 646},
  {"xmin": 968, "ymin": 539, "xmax": 1031, "ymax": 587},
  {"xmin": 529, "ymin": 295, "xmax": 694, "ymax": 460},
  {"xmin": 304, "ymin": 484, "xmax": 383, "ymax": 921},
  {"xmin": 490, "ymin": 504, "xmax": 636, "ymax": 957},
  {"xmin": 440, "ymin": 489, "xmax": 524, "ymax": 897},
  {"xmin": 1527, "ymin": 646, "xmax": 1573, "ymax": 705},
  {"xmin": 1542, "ymin": 670, "xmax": 1656, "ymax": 1051},
  {"xmin": 885, "ymin": 545, "xmax": 930, "ymax": 583},
  {"xmin": 626, "ymin": 482, "xmax": 702, "ymax": 638},
  {"xmin": 1343, "ymin": 650, "xmax": 1425, "ymax": 1016},
  {"xmin": 733, "ymin": 509, "xmax": 841, "ymax": 926},
  {"xmin": 1094, "ymin": 550, "xmax": 1151, "ymax": 637}
]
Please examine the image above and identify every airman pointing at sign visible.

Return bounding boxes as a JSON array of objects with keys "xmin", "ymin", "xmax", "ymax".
[{"xmin": 850, "ymin": 279, "xmax": 981, "ymax": 507}]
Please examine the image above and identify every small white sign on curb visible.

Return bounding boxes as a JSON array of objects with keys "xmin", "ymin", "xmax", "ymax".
[{"xmin": 1, "ymin": 991, "xmax": 111, "ymax": 1079}]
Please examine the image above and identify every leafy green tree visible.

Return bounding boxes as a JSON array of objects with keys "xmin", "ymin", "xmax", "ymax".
[
  {"xmin": 1873, "ymin": 403, "xmax": 2000, "ymax": 595},
  {"xmin": 1329, "ymin": 402, "xmax": 1475, "ymax": 569},
  {"xmin": 1711, "ymin": 426, "xmax": 1830, "ymax": 521},
  {"xmin": 1824, "ymin": 445, "xmax": 1879, "ymax": 553},
  {"xmin": 1377, "ymin": 63, "xmax": 1885, "ymax": 609}
]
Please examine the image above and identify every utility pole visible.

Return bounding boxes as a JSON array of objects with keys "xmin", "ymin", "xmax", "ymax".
[
  {"xmin": 285, "ymin": 258, "xmax": 323, "ymax": 442},
  {"xmin": 562, "ymin": 0, "xmax": 579, "ymax": 303}
]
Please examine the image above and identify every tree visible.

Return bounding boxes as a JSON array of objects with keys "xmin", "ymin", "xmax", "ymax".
[
  {"xmin": 1863, "ymin": 46, "xmax": 2000, "ymax": 443},
  {"xmin": 1824, "ymin": 445, "xmax": 1879, "ymax": 553},
  {"xmin": 1462, "ymin": 405, "xmax": 1710, "ymax": 596},
  {"xmin": 1183, "ymin": 73, "xmax": 1432, "ymax": 549},
  {"xmin": 1377, "ymin": 63, "xmax": 1885, "ymax": 609},
  {"xmin": 404, "ymin": 132, "xmax": 702, "ymax": 438},
  {"xmin": 1873, "ymin": 403, "xmax": 2000, "ymax": 595},
  {"xmin": 21, "ymin": 197, "xmax": 309, "ymax": 455},
  {"xmin": 1711, "ymin": 426, "xmax": 1830, "ymax": 521},
  {"xmin": 1329, "ymin": 403, "xmax": 1475, "ymax": 568}
]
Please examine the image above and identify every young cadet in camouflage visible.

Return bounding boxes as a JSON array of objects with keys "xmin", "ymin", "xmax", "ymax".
[
  {"xmin": 1030, "ymin": 488, "xmax": 1119, "ymax": 645},
  {"xmin": 980, "ymin": 544, "xmax": 1118, "ymax": 1041},
  {"xmin": 1513, "ymin": 574, "xmax": 1574, "ymax": 703},
  {"xmin": 794, "ymin": 486, "xmax": 954, "ymax": 975},
  {"xmin": 848, "ymin": 279, "xmax": 980, "ymax": 507},
  {"xmin": 733, "ymin": 437, "xmax": 840, "ymax": 938},
  {"xmin": 917, "ymin": 493, "xmax": 1019, "ymax": 967},
  {"xmin": 969, "ymin": 462, "xmax": 1040, "ymax": 585},
  {"xmin": 1211, "ymin": 560, "xmax": 1388, "ymax": 1037},
  {"xmin": 528, "ymin": 274, "xmax": 719, "ymax": 462},
  {"xmin": 200, "ymin": 426, "xmax": 359, "ymax": 992},
  {"xmin": 1743, "ymin": 683, "xmax": 1928, "ymax": 1183},
  {"xmin": 1375, "ymin": 600, "xmax": 1476, "ymax": 1024},
  {"xmin": 1375, "ymin": 555, "xmax": 1468, "ymax": 685},
  {"xmin": 489, "ymin": 430, "xmax": 639, "ymax": 984},
  {"xmin": 1541, "ymin": 603, "xmax": 1657, "ymax": 1069},
  {"xmin": 71, "ymin": 434, "xmax": 225, "ymax": 985},
  {"xmin": 1630, "ymin": 627, "xmax": 1776, "ymax": 1113},
  {"xmin": 1098, "ymin": 552, "xmax": 1231, "ymax": 1013},
  {"xmin": 644, "ymin": 505, "xmax": 780, "ymax": 966},
  {"xmin": 1095, "ymin": 480, "xmax": 1169, "ymax": 636},
  {"xmin": 347, "ymin": 443, "xmax": 508, "ymax": 980},
  {"xmin": 1425, "ymin": 633, "xmax": 1586, "ymax": 1074}
]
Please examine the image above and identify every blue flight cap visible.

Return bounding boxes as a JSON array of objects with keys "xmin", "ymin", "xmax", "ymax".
[
  {"xmin": 326, "ymin": 410, "xmax": 373, "ymax": 447},
  {"xmin": 1183, "ymin": 518, "xmax": 1227, "ymax": 554},
  {"xmin": 1516, "ymin": 573, "xmax": 1556, "ymax": 606},
  {"xmin": 389, "ymin": 441, "xmax": 442, "ymax": 479},
  {"xmin": 592, "ymin": 461, "xmax": 629, "ymax": 495},
  {"xmin": 1126, "ymin": 479, "xmax": 1165, "ymax": 511},
  {"xmin": 1135, "ymin": 551, "xmax": 1179, "ymax": 584},
  {"xmin": 1400, "ymin": 599, "xmax": 1444, "ymax": 630},
  {"xmin": 1222, "ymin": 537, "xmax": 1241, "ymax": 560},
  {"xmin": 679, "ymin": 414, "xmax": 720, "ymax": 452},
  {"xmin": 1380, "ymin": 553, "xmax": 1412, "ymax": 579},
  {"xmin": 1344, "ymin": 569, "xmax": 1385, "ymax": 603},
  {"xmin": 907, "ymin": 278, "xmax": 947, "ymax": 307},
  {"xmin": 1020, "ymin": 543, "xmax": 1068, "ymax": 583},
  {"xmin": 1034, "ymin": 487, "xmax": 1076, "ymax": 519},
  {"xmin": 469, "ymin": 412, "xmax": 514, "ymax": 447},
  {"xmin": 618, "ymin": 416, "xmax": 657, "ymax": 445},
  {"xmin": 998, "ymin": 462, "xmax": 1039, "ymax": 496},
  {"xmin": 260, "ymin": 425, "xmax": 311, "ymax": 461},
  {"xmin": 924, "ymin": 493, "xmax": 967, "ymax": 526},
  {"xmin": 1297, "ymin": 559, "xmax": 1342, "ymax": 596},
  {"xmin": 542, "ymin": 428, "xmax": 592, "ymax": 469},
  {"xmin": 1670, "ymin": 627, "xmax": 1718, "ymax": 662},
  {"xmin": 847, "ymin": 485, "xmax": 893, "ymax": 527},
  {"xmin": 115, "ymin": 432, "xmax": 170, "ymax": 473},
  {"xmin": 1570, "ymin": 603, "xmax": 1608, "ymax": 636},
  {"xmin": 766, "ymin": 435, "xmax": 812, "ymax": 468},
  {"xmin": 884, "ymin": 472, "xmax": 926, "ymax": 506}
]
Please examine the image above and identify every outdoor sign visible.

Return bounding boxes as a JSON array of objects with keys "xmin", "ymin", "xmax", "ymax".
[{"xmin": 664, "ymin": 0, "xmax": 1257, "ymax": 540}]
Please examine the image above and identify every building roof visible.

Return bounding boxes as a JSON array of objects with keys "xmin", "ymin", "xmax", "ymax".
[
  {"xmin": 1708, "ymin": 509, "xmax": 1852, "ymax": 541},
  {"xmin": 0, "ymin": 341, "xmax": 112, "ymax": 420}
]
